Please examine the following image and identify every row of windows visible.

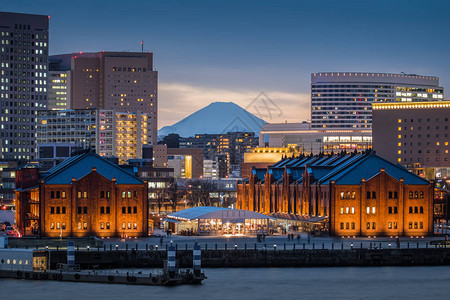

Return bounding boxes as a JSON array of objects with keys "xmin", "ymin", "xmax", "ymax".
[
  {"xmin": 50, "ymin": 191, "xmax": 66, "ymax": 198},
  {"xmin": 409, "ymin": 191, "xmax": 424, "ymax": 199},
  {"xmin": 122, "ymin": 206, "xmax": 138, "ymax": 214},
  {"xmin": 340, "ymin": 207, "xmax": 355, "ymax": 214},
  {"xmin": 112, "ymin": 67, "xmax": 149, "ymax": 72},
  {"xmin": 340, "ymin": 206, "xmax": 422, "ymax": 214},
  {"xmin": 100, "ymin": 206, "xmax": 110, "ymax": 214},
  {"xmin": 366, "ymin": 191, "xmax": 377, "ymax": 199},
  {"xmin": 77, "ymin": 206, "xmax": 88, "ymax": 214},
  {"xmin": 51, "ymin": 222, "xmax": 140, "ymax": 230},
  {"xmin": 340, "ymin": 191, "xmax": 400, "ymax": 200},
  {"xmin": 409, "ymin": 206, "xmax": 424, "ymax": 214},
  {"xmin": 75, "ymin": 191, "xmax": 138, "ymax": 199},
  {"xmin": 399, "ymin": 118, "xmax": 449, "ymax": 123},
  {"xmin": 50, "ymin": 206, "xmax": 66, "ymax": 214},
  {"xmin": 388, "ymin": 207, "xmax": 398, "ymax": 214},
  {"xmin": 122, "ymin": 191, "xmax": 139, "ymax": 198},
  {"xmin": 339, "ymin": 221, "xmax": 424, "ymax": 230},
  {"xmin": 339, "ymin": 192, "xmax": 355, "ymax": 200},
  {"xmin": 398, "ymin": 125, "xmax": 448, "ymax": 131}
]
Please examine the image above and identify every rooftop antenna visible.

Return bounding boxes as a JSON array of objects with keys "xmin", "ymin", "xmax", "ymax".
[{"xmin": 141, "ymin": 41, "xmax": 144, "ymax": 52}]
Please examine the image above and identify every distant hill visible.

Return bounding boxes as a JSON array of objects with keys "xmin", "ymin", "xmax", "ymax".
[{"xmin": 158, "ymin": 102, "xmax": 266, "ymax": 138}]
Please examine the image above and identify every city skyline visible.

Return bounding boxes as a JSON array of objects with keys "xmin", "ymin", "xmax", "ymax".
[{"xmin": 2, "ymin": 0, "xmax": 450, "ymax": 128}]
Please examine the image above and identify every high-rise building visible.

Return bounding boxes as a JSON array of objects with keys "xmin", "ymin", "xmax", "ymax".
[
  {"xmin": 372, "ymin": 101, "xmax": 450, "ymax": 187},
  {"xmin": 311, "ymin": 72, "xmax": 443, "ymax": 129},
  {"xmin": 36, "ymin": 109, "xmax": 148, "ymax": 166},
  {"xmin": 49, "ymin": 52, "xmax": 158, "ymax": 144},
  {"xmin": 0, "ymin": 12, "xmax": 49, "ymax": 160},
  {"xmin": 47, "ymin": 57, "xmax": 71, "ymax": 110}
]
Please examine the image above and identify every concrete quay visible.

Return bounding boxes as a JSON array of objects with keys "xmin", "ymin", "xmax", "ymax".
[{"xmin": 48, "ymin": 247, "xmax": 450, "ymax": 269}]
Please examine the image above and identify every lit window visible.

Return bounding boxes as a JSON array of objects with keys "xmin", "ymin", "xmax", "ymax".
[{"xmin": 372, "ymin": 207, "xmax": 376, "ymax": 214}]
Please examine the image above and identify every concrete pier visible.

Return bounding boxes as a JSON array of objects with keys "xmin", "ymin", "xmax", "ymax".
[{"xmin": 48, "ymin": 248, "xmax": 450, "ymax": 269}]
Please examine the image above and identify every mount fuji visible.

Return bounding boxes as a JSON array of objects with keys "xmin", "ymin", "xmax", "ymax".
[{"xmin": 158, "ymin": 102, "xmax": 266, "ymax": 138}]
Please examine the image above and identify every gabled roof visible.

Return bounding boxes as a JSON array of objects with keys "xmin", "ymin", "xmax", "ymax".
[
  {"xmin": 42, "ymin": 152, "xmax": 143, "ymax": 185},
  {"xmin": 321, "ymin": 154, "xmax": 429, "ymax": 185}
]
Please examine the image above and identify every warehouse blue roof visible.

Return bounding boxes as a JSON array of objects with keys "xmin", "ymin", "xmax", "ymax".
[
  {"xmin": 42, "ymin": 152, "xmax": 143, "ymax": 185},
  {"xmin": 320, "ymin": 154, "xmax": 429, "ymax": 185}
]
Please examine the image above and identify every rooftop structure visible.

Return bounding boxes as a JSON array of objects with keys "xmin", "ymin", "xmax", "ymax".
[{"xmin": 311, "ymin": 72, "xmax": 444, "ymax": 129}]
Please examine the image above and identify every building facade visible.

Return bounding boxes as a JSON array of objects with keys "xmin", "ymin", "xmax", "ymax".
[
  {"xmin": 372, "ymin": 101, "xmax": 450, "ymax": 189},
  {"xmin": 237, "ymin": 152, "xmax": 434, "ymax": 237},
  {"xmin": 49, "ymin": 52, "xmax": 158, "ymax": 144},
  {"xmin": 311, "ymin": 72, "xmax": 443, "ymax": 129},
  {"xmin": 15, "ymin": 152, "xmax": 148, "ymax": 238},
  {"xmin": 179, "ymin": 132, "xmax": 258, "ymax": 177},
  {"xmin": 0, "ymin": 12, "xmax": 49, "ymax": 160},
  {"xmin": 47, "ymin": 70, "xmax": 70, "ymax": 110},
  {"xmin": 259, "ymin": 122, "xmax": 372, "ymax": 152},
  {"xmin": 36, "ymin": 109, "xmax": 148, "ymax": 164}
]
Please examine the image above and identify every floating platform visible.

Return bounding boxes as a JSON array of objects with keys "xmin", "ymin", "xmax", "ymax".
[{"xmin": 0, "ymin": 269, "xmax": 206, "ymax": 286}]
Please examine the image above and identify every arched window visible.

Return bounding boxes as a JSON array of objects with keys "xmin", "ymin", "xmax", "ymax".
[
  {"xmin": 420, "ymin": 222, "xmax": 423, "ymax": 229},
  {"xmin": 394, "ymin": 191, "xmax": 398, "ymax": 198},
  {"xmin": 414, "ymin": 191, "xmax": 418, "ymax": 198},
  {"xmin": 409, "ymin": 206, "xmax": 413, "ymax": 213},
  {"xmin": 372, "ymin": 191, "xmax": 376, "ymax": 199},
  {"xmin": 366, "ymin": 191, "xmax": 371, "ymax": 199},
  {"xmin": 414, "ymin": 222, "xmax": 418, "ymax": 229},
  {"xmin": 409, "ymin": 191, "xmax": 413, "ymax": 198},
  {"xmin": 351, "ymin": 222, "xmax": 355, "ymax": 229},
  {"xmin": 409, "ymin": 222, "xmax": 412, "ymax": 229},
  {"xmin": 419, "ymin": 191, "xmax": 424, "ymax": 198},
  {"xmin": 420, "ymin": 206, "xmax": 423, "ymax": 214},
  {"xmin": 414, "ymin": 206, "xmax": 418, "ymax": 214}
]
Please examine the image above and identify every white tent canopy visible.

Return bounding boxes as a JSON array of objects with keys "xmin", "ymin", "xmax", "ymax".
[{"xmin": 167, "ymin": 207, "xmax": 275, "ymax": 223}]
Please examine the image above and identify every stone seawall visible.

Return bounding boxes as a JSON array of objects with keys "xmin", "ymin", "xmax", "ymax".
[{"xmin": 49, "ymin": 248, "xmax": 450, "ymax": 269}]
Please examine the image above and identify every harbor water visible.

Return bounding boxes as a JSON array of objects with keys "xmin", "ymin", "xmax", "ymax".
[{"xmin": 1, "ymin": 266, "xmax": 450, "ymax": 299}]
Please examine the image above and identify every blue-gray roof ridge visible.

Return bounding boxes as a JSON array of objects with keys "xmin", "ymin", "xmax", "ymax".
[
  {"xmin": 327, "ymin": 154, "xmax": 430, "ymax": 185},
  {"xmin": 43, "ymin": 152, "xmax": 86, "ymax": 176},
  {"xmin": 317, "ymin": 154, "xmax": 368, "ymax": 184},
  {"xmin": 43, "ymin": 152, "xmax": 143, "ymax": 185}
]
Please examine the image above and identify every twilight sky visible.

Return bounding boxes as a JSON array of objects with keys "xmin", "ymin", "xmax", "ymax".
[{"xmin": 3, "ymin": 0, "xmax": 450, "ymax": 128}]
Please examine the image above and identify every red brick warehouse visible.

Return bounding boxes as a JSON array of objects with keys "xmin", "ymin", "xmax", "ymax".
[{"xmin": 16, "ymin": 152, "xmax": 148, "ymax": 238}]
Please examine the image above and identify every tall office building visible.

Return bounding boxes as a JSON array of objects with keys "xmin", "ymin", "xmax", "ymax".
[
  {"xmin": 0, "ymin": 12, "xmax": 49, "ymax": 160},
  {"xmin": 311, "ymin": 72, "xmax": 443, "ymax": 129},
  {"xmin": 47, "ymin": 57, "xmax": 71, "ymax": 110},
  {"xmin": 37, "ymin": 109, "xmax": 148, "ymax": 167},
  {"xmin": 372, "ymin": 101, "xmax": 450, "ymax": 184},
  {"xmin": 49, "ymin": 52, "xmax": 158, "ymax": 144}
]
